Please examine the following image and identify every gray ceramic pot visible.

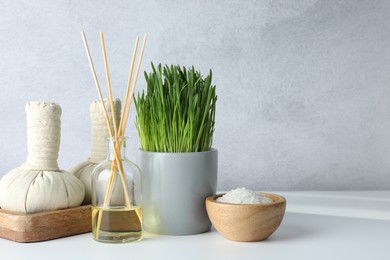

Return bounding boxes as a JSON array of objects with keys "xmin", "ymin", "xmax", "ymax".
[{"xmin": 137, "ymin": 148, "xmax": 218, "ymax": 235}]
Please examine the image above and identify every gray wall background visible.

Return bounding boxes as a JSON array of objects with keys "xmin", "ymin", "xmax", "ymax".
[{"xmin": 0, "ymin": 0, "xmax": 389, "ymax": 190}]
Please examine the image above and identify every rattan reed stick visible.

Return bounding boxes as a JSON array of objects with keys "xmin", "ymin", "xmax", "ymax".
[
  {"xmin": 99, "ymin": 32, "xmax": 132, "ymax": 209},
  {"xmin": 121, "ymin": 34, "xmax": 147, "ymax": 137},
  {"xmin": 100, "ymin": 32, "xmax": 119, "ymax": 139},
  {"xmin": 118, "ymin": 36, "xmax": 139, "ymax": 138}
]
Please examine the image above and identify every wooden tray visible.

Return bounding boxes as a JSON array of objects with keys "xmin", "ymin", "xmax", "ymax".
[{"xmin": 0, "ymin": 205, "xmax": 91, "ymax": 242}]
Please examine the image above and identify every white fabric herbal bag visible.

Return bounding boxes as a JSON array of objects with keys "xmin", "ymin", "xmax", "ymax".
[
  {"xmin": 68, "ymin": 99, "xmax": 120, "ymax": 204},
  {"xmin": 0, "ymin": 101, "xmax": 85, "ymax": 213}
]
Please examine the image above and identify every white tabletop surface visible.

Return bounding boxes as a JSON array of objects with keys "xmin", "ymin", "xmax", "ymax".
[{"xmin": 1, "ymin": 191, "xmax": 389, "ymax": 260}]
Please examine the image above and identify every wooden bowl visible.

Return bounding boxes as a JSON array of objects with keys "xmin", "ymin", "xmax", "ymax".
[{"xmin": 205, "ymin": 193, "xmax": 286, "ymax": 242}]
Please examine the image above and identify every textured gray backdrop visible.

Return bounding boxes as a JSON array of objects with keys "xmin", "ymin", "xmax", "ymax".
[{"xmin": 0, "ymin": 0, "xmax": 389, "ymax": 190}]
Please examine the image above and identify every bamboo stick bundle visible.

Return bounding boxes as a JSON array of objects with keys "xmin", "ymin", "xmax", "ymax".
[{"xmin": 81, "ymin": 31, "xmax": 147, "ymax": 239}]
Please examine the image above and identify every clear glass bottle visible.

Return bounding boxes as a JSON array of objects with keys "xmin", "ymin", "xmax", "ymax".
[{"xmin": 91, "ymin": 137, "xmax": 142, "ymax": 243}]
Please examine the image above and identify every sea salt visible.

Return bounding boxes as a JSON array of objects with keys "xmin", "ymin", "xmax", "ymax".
[{"xmin": 217, "ymin": 187, "xmax": 273, "ymax": 204}]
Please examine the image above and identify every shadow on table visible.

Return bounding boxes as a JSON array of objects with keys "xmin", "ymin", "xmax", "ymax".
[
  {"xmin": 266, "ymin": 212, "xmax": 318, "ymax": 242},
  {"xmin": 268, "ymin": 223, "xmax": 315, "ymax": 242}
]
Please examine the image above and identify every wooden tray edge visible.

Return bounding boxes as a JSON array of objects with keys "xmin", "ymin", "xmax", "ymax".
[{"xmin": 0, "ymin": 205, "xmax": 92, "ymax": 243}]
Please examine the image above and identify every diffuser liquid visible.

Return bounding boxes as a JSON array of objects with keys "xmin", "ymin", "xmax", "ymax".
[{"xmin": 92, "ymin": 206, "xmax": 142, "ymax": 243}]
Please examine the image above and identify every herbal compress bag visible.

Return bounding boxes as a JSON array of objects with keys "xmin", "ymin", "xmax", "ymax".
[
  {"xmin": 0, "ymin": 101, "xmax": 85, "ymax": 213},
  {"xmin": 68, "ymin": 99, "xmax": 120, "ymax": 204}
]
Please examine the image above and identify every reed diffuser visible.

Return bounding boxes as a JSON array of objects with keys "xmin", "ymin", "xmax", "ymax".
[{"xmin": 81, "ymin": 31, "xmax": 147, "ymax": 243}]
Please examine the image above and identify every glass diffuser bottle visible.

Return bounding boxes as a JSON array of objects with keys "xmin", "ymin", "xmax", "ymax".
[{"xmin": 91, "ymin": 137, "xmax": 142, "ymax": 243}]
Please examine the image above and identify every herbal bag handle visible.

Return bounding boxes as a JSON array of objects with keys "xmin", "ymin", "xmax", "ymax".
[
  {"xmin": 24, "ymin": 101, "xmax": 62, "ymax": 171},
  {"xmin": 89, "ymin": 99, "xmax": 121, "ymax": 163}
]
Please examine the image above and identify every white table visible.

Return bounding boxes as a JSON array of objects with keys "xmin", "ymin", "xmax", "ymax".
[{"xmin": 1, "ymin": 191, "xmax": 389, "ymax": 260}]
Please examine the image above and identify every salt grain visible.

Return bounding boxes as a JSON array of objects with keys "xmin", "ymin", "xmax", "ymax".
[{"xmin": 217, "ymin": 187, "xmax": 273, "ymax": 204}]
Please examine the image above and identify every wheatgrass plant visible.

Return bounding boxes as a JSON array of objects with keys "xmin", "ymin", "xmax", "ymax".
[{"xmin": 134, "ymin": 63, "xmax": 217, "ymax": 152}]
